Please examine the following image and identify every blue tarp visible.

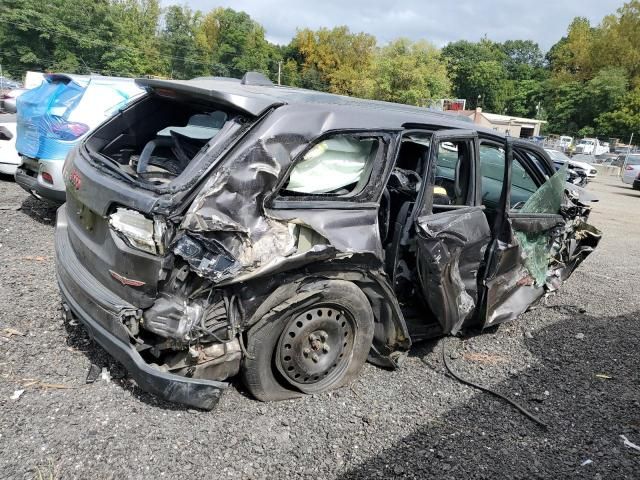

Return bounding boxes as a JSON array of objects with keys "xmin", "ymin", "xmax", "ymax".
[{"xmin": 16, "ymin": 74, "xmax": 143, "ymax": 160}]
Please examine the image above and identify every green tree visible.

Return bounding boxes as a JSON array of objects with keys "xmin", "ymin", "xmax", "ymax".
[
  {"xmin": 505, "ymin": 79, "xmax": 544, "ymax": 118},
  {"xmin": 365, "ymin": 38, "xmax": 450, "ymax": 105},
  {"xmin": 0, "ymin": 0, "xmax": 119, "ymax": 76},
  {"xmin": 293, "ymin": 26, "xmax": 376, "ymax": 95},
  {"xmin": 596, "ymin": 86, "xmax": 640, "ymax": 139},
  {"xmin": 586, "ymin": 67, "xmax": 629, "ymax": 118},
  {"xmin": 592, "ymin": 1, "xmax": 640, "ymax": 81},
  {"xmin": 442, "ymin": 39, "xmax": 511, "ymax": 111},
  {"xmin": 159, "ymin": 5, "xmax": 208, "ymax": 79},
  {"xmin": 101, "ymin": 0, "xmax": 163, "ymax": 77},
  {"xmin": 202, "ymin": 8, "xmax": 278, "ymax": 79},
  {"xmin": 500, "ymin": 39, "xmax": 546, "ymax": 80},
  {"xmin": 547, "ymin": 17, "xmax": 595, "ymax": 80},
  {"xmin": 543, "ymin": 79, "xmax": 588, "ymax": 134}
]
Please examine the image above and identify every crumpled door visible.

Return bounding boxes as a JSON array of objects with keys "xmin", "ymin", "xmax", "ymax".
[
  {"xmin": 481, "ymin": 140, "xmax": 601, "ymax": 328},
  {"xmin": 415, "ymin": 207, "xmax": 492, "ymax": 335}
]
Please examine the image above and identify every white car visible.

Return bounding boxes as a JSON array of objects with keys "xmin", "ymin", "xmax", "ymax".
[
  {"xmin": 0, "ymin": 121, "xmax": 20, "ymax": 175},
  {"xmin": 544, "ymin": 149, "xmax": 598, "ymax": 179}
]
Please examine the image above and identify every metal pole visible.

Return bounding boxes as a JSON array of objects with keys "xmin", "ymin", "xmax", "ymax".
[{"xmin": 277, "ymin": 61, "xmax": 282, "ymax": 86}]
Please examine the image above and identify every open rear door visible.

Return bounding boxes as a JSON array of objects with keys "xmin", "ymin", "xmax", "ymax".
[
  {"xmin": 480, "ymin": 138, "xmax": 570, "ymax": 327},
  {"xmin": 413, "ymin": 130, "xmax": 492, "ymax": 335}
]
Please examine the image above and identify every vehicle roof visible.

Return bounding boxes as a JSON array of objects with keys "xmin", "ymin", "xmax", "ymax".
[{"xmin": 135, "ymin": 76, "xmax": 484, "ymax": 132}]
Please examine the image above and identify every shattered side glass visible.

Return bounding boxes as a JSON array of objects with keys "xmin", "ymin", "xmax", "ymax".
[
  {"xmin": 518, "ymin": 163, "xmax": 567, "ymax": 215},
  {"xmin": 513, "ymin": 164, "xmax": 568, "ymax": 285},
  {"xmin": 285, "ymin": 135, "xmax": 376, "ymax": 194}
]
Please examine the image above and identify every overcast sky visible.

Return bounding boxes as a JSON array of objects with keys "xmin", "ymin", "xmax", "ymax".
[{"xmin": 180, "ymin": 0, "xmax": 625, "ymax": 51}]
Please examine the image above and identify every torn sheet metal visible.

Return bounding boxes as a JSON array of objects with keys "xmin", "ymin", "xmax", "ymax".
[
  {"xmin": 178, "ymin": 139, "xmax": 297, "ymax": 276},
  {"xmin": 484, "ymin": 166, "xmax": 602, "ymax": 327},
  {"xmin": 415, "ymin": 207, "xmax": 491, "ymax": 334},
  {"xmin": 176, "ymin": 107, "xmax": 395, "ymax": 284}
]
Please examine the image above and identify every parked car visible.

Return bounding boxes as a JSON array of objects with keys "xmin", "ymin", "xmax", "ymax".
[
  {"xmin": 545, "ymin": 148, "xmax": 597, "ymax": 180},
  {"xmin": 604, "ymin": 154, "xmax": 628, "ymax": 168},
  {"xmin": 596, "ymin": 152, "xmax": 618, "ymax": 165},
  {"xmin": 621, "ymin": 154, "xmax": 640, "ymax": 189},
  {"xmin": 55, "ymin": 73, "xmax": 602, "ymax": 409},
  {"xmin": 551, "ymin": 160, "xmax": 588, "ymax": 187},
  {"xmin": 0, "ymin": 119, "xmax": 20, "ymax": 175},
  {"xmin": 575, "ymin": 138, "xmax": 609, "ymax": 156},
  {"xmin": 0, "ymin": 88, "xmax": 28, "ymax": 113},
  {"xmin": 14, "ymin": 74, "xmax": 143, "ymax": 203}
]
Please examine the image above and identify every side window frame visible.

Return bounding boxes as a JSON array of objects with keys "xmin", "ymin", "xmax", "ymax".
[
  {"xmin": 269, "ymin": 129, "xmax": 399, "ymax": 210},
  {"xmin": 512, "ymin": 143, "xmax": 556, "ymax": 182},
  {"xmin": 418, "ymin": 129, "xmax": 479, "ymax": 217},
  {"xmin": 477, "ymin": 138, "xmax": 507, "ymax": 210},
  {"xmin": 510, "ymin": 151, "xmax": 542, "ymax": 207},
  {"xmin": 478, "ymin": 136, "xmax": 560, "ymax": 214}
]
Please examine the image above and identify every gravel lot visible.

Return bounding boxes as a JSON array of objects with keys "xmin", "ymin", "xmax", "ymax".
[{"xmin": 0, "ymin": 171, "xmax": 639, "ymax": 479}]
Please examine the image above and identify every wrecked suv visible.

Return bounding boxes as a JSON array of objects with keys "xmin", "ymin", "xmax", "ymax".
[{"xmin": 55, "ymin": 73, "xmax": 601, "ymax": 409}]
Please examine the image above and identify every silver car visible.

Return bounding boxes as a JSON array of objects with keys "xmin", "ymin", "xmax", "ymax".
[{"xmin": 621, "ymin": 154, "xmax": 640, "ymax": 189}]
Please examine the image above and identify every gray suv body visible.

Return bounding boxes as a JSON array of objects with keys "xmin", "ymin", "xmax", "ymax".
[{"xmin": 55, "ymin": 74, "xmax": 601, "ymax": 409}]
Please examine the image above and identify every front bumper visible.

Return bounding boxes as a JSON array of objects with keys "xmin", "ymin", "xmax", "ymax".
[{"xmin": 55, "ymin": 207, "xmax": 227, "ymax": 409}]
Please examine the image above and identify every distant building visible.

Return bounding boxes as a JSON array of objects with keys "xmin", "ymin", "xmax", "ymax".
[
  {"xmin": 432, "ymin": 98, "xmax": 467, "ymax": 111},
  {"xmin": 444, "ymin": 107, "xmax": 546, "ymax": 138}
]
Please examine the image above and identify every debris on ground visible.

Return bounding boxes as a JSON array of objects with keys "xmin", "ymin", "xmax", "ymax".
[
  {"xmin": 620, "ymin": 435, "xmax": 640, "ymax": 453},
  {"xmin": 10, "ymin": 389, "xmax": 24, "ymax": 401},
  {"xmin": 100, "ymin": 368, "xmax": 111, "ymax": 383},
  {"xmin": 0, "ymin": 327, "xmax": 25, "ymax": 339},
  {"xmin": 85, "ymin": 364, "xmax": 101, "ymax": 384},
  {"xmin": 21, "ymin": 255, "xmax": 48, "ymax": 262},
  {"xmin": 462, "ymin": 352, "xmax": 508, "ymax": 365}
]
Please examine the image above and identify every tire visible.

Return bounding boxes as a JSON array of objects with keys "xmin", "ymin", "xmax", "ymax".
[{"xmin": 242, "ymin": 280, "xmax": 374, "ymax": 402}]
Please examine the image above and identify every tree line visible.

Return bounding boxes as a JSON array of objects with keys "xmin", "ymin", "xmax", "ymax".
[{"xmin": 1, "ymin": 0, "xmax": 639, "ymax": 140}]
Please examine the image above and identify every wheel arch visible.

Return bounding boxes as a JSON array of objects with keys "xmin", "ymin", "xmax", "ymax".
[{"xmin": 239, "ymin": 269, "xmax": 411, "ymax": 369}]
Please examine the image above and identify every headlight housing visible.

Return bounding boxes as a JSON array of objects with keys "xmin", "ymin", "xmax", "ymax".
[{"xmin": 109, "ymin": 207, "xmax": 166, "ymax": 255}]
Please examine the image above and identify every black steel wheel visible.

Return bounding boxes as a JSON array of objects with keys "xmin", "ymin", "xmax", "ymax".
[
  {"xmin": 242, "ymin": 280, "xmax": 374, "ymax": 401},
  {"xmin": 276, "ymin": 305, "xmax": 355, "ymax": 393}
]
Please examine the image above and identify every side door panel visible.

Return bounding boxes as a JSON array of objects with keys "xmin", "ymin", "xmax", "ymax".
[
  {"xmin": 413, "ymin": 130, "xmax": 492, "ymax": 334},
  {"xmin": 415, "ymin": 207, "xmax": 491, "ymax": 334},
  {"xmin": 482, "ymin": 140, "xmax": 568, "ymax": 327}
]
